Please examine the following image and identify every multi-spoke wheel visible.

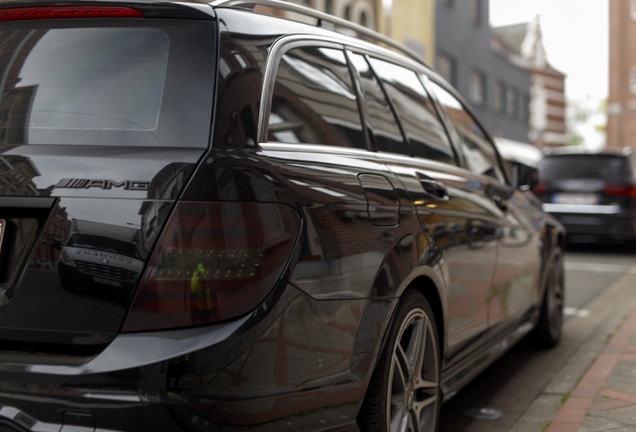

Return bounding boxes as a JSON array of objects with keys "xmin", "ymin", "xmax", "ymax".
[
  {"xmin": 359, "ymin": 290, "xmax": 440, "ymax": 432},
  {"xmin": 534, "ymin": 246, "xmax": 565, "ymax": 347}
]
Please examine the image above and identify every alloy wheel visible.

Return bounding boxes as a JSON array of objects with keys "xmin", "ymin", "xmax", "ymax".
[{"xmin": 386, "ymin": 308, "xmax": 439, "ymax": 432}]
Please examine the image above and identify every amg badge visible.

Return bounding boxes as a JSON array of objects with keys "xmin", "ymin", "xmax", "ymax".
[{"xmin": 56, "ymin": 179, "xmax": 150, "ymax": 191}]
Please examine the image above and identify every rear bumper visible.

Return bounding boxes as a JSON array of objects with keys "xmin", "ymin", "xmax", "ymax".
[
  {"xmin": 546, "ymin": 212, "xmax": 636, "ymax": 241},
  {"xmin": 0, "ymin": 281, "xmax": 388, "ymax": 432}
]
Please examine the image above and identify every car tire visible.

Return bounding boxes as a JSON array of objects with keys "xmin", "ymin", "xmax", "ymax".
[
  {"xmin": 358, "ymin": 289, "xmax": 440, "ymax": 432},
  {"xmin": 534, "ymin": 246, "xmax": 565, "ymax": 348}
]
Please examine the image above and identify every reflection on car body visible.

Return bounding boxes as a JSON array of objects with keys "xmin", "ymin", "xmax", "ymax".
[{"xmin": 58, "ymin": 220, "xmax": 144, "ymax": 292}]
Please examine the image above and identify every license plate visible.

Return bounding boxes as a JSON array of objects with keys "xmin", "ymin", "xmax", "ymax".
[
  {"xmin": 93, "ymin": 277, "xmax": 122, "ymax": 287},
  {"xmin": 552, "ymin": 193, "xmax": 598, "ymax": 205}
]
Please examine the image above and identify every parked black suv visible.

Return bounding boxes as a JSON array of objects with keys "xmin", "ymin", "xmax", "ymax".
[
  {"xmin": 536, "ymin": 149, "xmax": 636, "ymax": 243},
  {"xmin": 0, "ymin": 1, "xmax": 565, "ymax": 431}
]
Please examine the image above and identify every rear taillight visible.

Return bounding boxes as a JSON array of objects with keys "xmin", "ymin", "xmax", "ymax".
[
  {"xmin": 531, "ymin": 182, "xmax": 547, "ymax": 194},
  {"xmin": 604, "ymin": 184, "xmax": 636, "ymax": 197},
  {"xmin": 0, "ymin": 6, "xmax": 144, "ymax": 21},
  {"xmin": 122, "ymin": 202, "xmax": 300, "ymax": 332}
]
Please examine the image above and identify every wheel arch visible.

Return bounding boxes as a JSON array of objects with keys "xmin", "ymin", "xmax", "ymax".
[
  {"xmin": 408, "ymin": 275, "xmax": 445, "ymax": 361},
  {"xmin": 376, "ymin": 266, "xmax": 448, "ymax": 368}
]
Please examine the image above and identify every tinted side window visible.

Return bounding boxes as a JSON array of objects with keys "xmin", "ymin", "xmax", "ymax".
[
  {"xmin": 348, "ymin": 53, "xmax": 407, "ymax": 155},
  {"xmin": 429, "ymin": 81, "xmax": 505, "ymax": 182},
  {"xmin": 368, "ymin": 58, "xmax": 456, "ymax": 165},
  {"xmin": 268, "ymin": 47, "xmax": 364, "ymax": 149}
]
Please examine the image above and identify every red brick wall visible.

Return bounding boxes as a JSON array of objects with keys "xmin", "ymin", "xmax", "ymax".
[{"xmin": 608, "ymin": 0, "xmax": 636, "ymax": 149}]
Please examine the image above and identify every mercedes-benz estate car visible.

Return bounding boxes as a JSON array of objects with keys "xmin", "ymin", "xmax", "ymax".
[
  {"xmin": 535, "ymin": 149, "xmax": 636, "ymax": 244},
  {"xmin": 0, "ymin": 1, "xmax": 565, "ymax": 431}
]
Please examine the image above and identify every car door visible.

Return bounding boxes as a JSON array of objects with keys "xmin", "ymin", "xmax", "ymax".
[
  {"xmin": 427, "ymin": 80, "xmax": 542, "ymax": 340},
  {"xmin": 347, "ymin": 50, "xmax": 496, "ymax": 365}
]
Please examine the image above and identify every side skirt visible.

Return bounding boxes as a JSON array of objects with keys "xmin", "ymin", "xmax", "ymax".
[{"xmin": 440, "ymin": 308, "xmax": 541, "ymax": 402}]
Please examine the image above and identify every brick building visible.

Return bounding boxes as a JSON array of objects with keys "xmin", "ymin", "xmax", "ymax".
[
  {"xmin": 491, "ymin": 17, "xmax": 567, "ymax": 149},
  {"xmin": 607, "ymin": 0, "xmax": 636, "ymax": 149}
]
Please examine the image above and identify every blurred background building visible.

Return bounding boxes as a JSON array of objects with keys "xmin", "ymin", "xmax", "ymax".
[
  {"xmin": 607, "ymin": 0, "xmax": 636, "ymax": 150},
  {"xmin": 436, "ymin": 0, "xmax": 531, "ymax": 145},
  {"xmin": 491, "ymin": 17, "xmax": 567, "ymax": 149}
]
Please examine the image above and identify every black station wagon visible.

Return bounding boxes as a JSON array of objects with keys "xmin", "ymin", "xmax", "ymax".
[
  {"xmin": 535, "ymin": 149, "xmax": 636, "ymax": 244},
  {"xmin": 0, "ymin": 1, "xmax": 565, "ymax": 431}
]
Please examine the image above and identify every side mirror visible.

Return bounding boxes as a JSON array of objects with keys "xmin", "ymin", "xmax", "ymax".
[{"xmin": 512, "ymin": 162, "xmax": 540, "ymax": 191}]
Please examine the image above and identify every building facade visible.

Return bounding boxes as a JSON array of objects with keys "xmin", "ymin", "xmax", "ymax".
[
  {"xmin": 491, "ymin": 18, "xmax": 567, "ymax": 149},
  {"xmin": 607, "ymin": 0, "xmax": 636, "ymax": 149},
  {"xmin": 378, "ymin": 0, "xmax": 435, "ymax": 64},
  {"xmin": 436, "ymin": 0, "xmax": 532, "ymax": 144}
]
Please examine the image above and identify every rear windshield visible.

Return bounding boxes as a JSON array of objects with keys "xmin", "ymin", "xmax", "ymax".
[
  {"xmin": 539, "ymin": 155, "xmax": 631, "ymax": 183},
  {"xmin": 0, "ymin": 20, "xmax": 216, "ymax": 147}
]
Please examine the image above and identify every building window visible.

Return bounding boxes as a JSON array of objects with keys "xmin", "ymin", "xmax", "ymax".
[
  {"xmin": 470, "ymin": 0, "xmax": 481, "ymax": 25},
  {"xmin": 631, "ymin": 67, "xmax": 636, "ymax": 94},
  {"xmin": 632, "ymin": 0, "xmax": 636, "ymax": 20},
  {"xmin": 469, "ymin": 70, "xmax": 485, "ymax": 106},
  {"xmin": 436, "ymin": 54, "xmax": 455, "ymax": 85},
  {"xmin": 494, "ymin": 81, "xmax": 505, "ymax": 113},
  {"xmin": 507, "ymin": 88, "xmax": 518, "ymax": 118},
  {"xmin": 344, "ymin": 4, "xmax": 351, "ymax": 20},
  {"xmin": 520, "ymin": 93, "xmax": 529, "ymax": 121},
  {"xmin": 359, "ymin": 11, "xmax": 367, "ymax": 27},
  {"xmin": 325, "ymin": 0, "xmax": 334, "ymax": 15}
]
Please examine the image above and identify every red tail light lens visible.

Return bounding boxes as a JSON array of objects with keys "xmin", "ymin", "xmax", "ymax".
[
  {"xmin": 531, "ymin": 182, "xmax": 547, "ymax": 194},
  {"xmin": 0, "ymin": 7, "xmax": 144, "ymax": 21},
  {"xmin": 122, "ymin": 202, "xmax": 300, "ymax": 332},
  {"xmin": 604, "ymin": 184, "xmax": 636, "ymax": 197}
]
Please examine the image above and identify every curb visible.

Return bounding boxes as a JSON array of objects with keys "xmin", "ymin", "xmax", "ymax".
[{"xmin": 546, "ymin": 303, "xmax": 636, "ymax": 432}]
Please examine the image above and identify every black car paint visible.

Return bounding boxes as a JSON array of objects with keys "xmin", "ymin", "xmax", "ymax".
[{"xmin": 0, "ymin": 2, "xmax": 565, "ymax": 431}]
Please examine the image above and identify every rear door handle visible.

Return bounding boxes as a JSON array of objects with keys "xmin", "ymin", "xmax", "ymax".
[
  {"xmin": 419, "ymin": 179, "xmax": 449, "ymax": 200},
  {"xmin": 491, "ymin": 194, "xmax": 508, "ymax": 211}
]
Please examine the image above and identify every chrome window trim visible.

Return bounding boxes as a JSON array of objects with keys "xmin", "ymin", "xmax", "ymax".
[
  {"xmin": 258, "ymin": 35, "xmax": 346, "ymax": 143},
  {"xmin": 259, "ymin": 141, "xmax": 375, "ymax": 157}
]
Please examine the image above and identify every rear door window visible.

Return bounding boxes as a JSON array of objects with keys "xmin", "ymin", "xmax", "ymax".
[
  {"xmin": 367, "ymin": 57, "xmax": 456, "ymax": 165},
  {"xmin": 268, "ymin": 46, "xmax": 365, "ymax": 149},
  {"xmin": 0, "ymin": 21, "xmax": 216, "ymax": 147}
]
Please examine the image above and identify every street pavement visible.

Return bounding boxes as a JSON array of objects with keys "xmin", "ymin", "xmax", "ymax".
[{"xmin": 438, "ymin": 243, "xmax": 636, "ymax": 432}]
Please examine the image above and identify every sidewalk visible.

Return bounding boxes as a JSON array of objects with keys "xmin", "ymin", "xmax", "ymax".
[
  {"xmin": 509, "ymin": 267, "xmax": 636, "ymax": 432},
  {"xmin": 546, "ymin": 305, "xmax": 636, "ymax": 432}
]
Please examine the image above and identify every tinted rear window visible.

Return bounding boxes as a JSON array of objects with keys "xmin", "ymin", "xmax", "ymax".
[
  {"xmin": 0, "ymin": 20, "xmax": 216, "ymax": 147},
  {"xmin": 539, "ymin": 155, "xmax": 630, "ymax": 182}
]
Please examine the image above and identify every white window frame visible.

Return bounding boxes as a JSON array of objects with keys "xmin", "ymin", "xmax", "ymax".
[{"xmin": 469, "ymin": 70, "xmax": 485, "ymax": 106}]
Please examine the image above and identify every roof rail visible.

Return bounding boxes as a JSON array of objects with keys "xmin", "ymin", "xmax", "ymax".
[{"xmin": 210, "ymin": 0, "xmax": 428, "ymax": 66}]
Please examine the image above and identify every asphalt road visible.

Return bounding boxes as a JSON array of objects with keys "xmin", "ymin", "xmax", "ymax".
[{"xmin": 438, "ymin": 242, "xmax": 636, "ymax": 432}]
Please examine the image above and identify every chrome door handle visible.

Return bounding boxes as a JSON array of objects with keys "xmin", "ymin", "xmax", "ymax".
[{"xmin": 420, "ymin": 179, "xmax": 449, "ymax": 200}]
